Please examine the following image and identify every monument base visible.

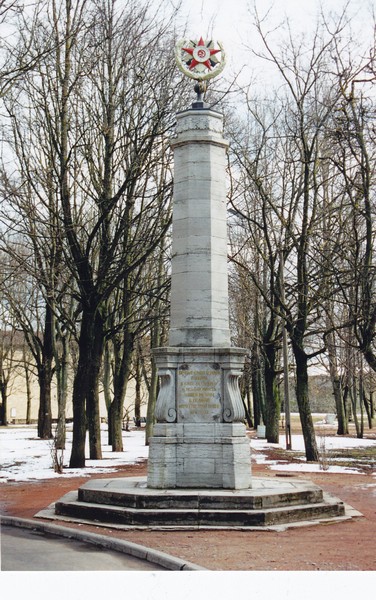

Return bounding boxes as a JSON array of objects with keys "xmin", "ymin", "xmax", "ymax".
[
  {"xmin": 45, "ymin": 476, "xmax": 353, "ymax": 530},
  {"xmin": 148, "ymin": 347, "xmax": 251, "ymax": 490},
  {"xmin": 147, "ymin": 423, "xmax": 251, "ymax": 489}
]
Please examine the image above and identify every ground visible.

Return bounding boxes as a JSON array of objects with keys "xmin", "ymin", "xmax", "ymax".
[{"xmin": 1, "ymin": 429, "xmax": 375, "ymax": 571}]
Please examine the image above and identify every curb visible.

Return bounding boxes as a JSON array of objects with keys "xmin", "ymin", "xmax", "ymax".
[{"xmin": 0, "ymin": 515, "xmax": 206, "ymax": 571}]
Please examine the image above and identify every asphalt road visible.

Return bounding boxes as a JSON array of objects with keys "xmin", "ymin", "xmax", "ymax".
[{"xmin": 1, "ymin": 526, "xmax": 166, "ymax": 571}]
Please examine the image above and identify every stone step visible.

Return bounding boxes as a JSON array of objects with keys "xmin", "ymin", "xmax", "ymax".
[
  {"xmin": 78, "ymin": 482, "xmax": 323, "ymax": 510},
  {"xmin": 55, "ymin": 493, "xmax": 345, "ymax": 528}
]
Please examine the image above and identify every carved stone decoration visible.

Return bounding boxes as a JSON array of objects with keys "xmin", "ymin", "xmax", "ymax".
[
  {"xmin": 154, "ymin": 368, "xmax": 177, "ymax": 423},
  {"xmin": 223, "ymin": 369, "xmax": 246, "ymax": 423},
  {"xmin": 176, "ymin": 114, "xmax": 223, "ymax": 134}
]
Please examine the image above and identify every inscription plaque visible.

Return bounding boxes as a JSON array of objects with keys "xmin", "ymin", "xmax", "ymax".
[{"xmin": 177, "ymin": 365, "xmax": 222, "ymax": 422}]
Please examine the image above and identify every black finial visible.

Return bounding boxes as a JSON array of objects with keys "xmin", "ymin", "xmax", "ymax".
[{"xmin": 192, "ymin": 81, "xmax": 208, "ymax": 109}]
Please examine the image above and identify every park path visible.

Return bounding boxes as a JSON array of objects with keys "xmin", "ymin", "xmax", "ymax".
[{"xmin": 1, "ymin": 524, "xmax": 165, "ymax": 571}]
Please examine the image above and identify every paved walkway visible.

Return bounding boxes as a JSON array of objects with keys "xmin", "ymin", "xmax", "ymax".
[
  {"xmin": 1, "ymin": 525, "xmax": 165, "ymax": 571},
  {"xmin": 0, "ymin": 517, "xmax": 204, "ymax": 571}
]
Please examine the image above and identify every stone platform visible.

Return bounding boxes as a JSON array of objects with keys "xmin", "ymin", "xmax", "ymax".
[{"xmin": 38, "ymin": 476, "xmax": 356, "ymax": 531}]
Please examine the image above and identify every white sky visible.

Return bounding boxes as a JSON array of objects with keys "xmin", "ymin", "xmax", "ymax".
[
  {"xmin": 175, "ymin": 0, "xmax": 375, "ymax": 86},
  {"xmin": 178, "ymin": 0, "xmax": 373, "ymax": 41}
]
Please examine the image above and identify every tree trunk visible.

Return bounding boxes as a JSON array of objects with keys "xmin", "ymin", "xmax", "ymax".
[
  {"xmin": 109, "ymin": 393, "xmax": 125, "ymax": 452},
  {"xmin": 23, "ymin": 347, "xmax": 32, "ymax": 424},
  {"xmin": 54, "ymin": 336, "xmax": 69, "ymax": 450},
  {"xmin": 332, "ymin": 375, "xmax": 348, "ymax": 435},
  {"xmin": 293, "ymin": 345, "xmax": 319, "ymax": 461},
  {"xmin": 0, "ymin": 376, "xmax": 7, "ymax": 425},
  {"xmin": 37, "ymin": 303, "xmax": 54, "ymax": 439},
  {"xmin": 85, "ymin": 312, "xmax": 104, "ymax": 460},
  {"xmin": 145, "ymin": 353, "xmax": 158, "ymax": 445},
  {"xmin": 350, "ymin": 375, "xmax": 362, "ymax": 438},
  {"xmin": 69, "ymin": 366, "xmax": 87, "ymax": 467},
  {"xmin": 239, "ymin": 360, "xmax": 253, "ymax": 427},
  {"xmin": 108, "ymin": 330, "xmax": 133, "ymax": 452},
  {"xmin": 251, "ymin": 343, "xmax": 265, "ymax": 428},
  {"xmin": 359, "ymin": 365, "xmax": 365, "ymax": 438},
  {"xmin": 327, "ymin": 330, "xmax": 348, "ymax": 435},
  {"xmin": 69, "ymin": 308, "xmax": 104, "ymax": 466},
  {"xmin": 37, "ymin": 363, "xmax": 53, "ymax": 439},
  {"xmin": 103, "ymin": 340, "xmax": 113, "ymax": 445},
  {"xmin": 134, "ymin": 352, "xmax": 142, "ymax": 427},
  {"xmin": 363, "ymin": 392, "xmax": 373, "ymax": 429},
  {"xmin": 264, "ymin": 344, "xmax": 281, "ymax": 443}
]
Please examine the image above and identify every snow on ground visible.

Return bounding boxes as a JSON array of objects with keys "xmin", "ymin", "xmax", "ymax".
[
  {"xmin": 252, "ymin": 433, "xmax": 376, "ymax": 453},
  {"xmin": 0, "ymin": 424, "xmax": 148, "ymax": 482},
  {"xmin": 0, "ymin": 425, "xmax": 374, "ymax": 482},
  {"xmin": 252, "ymin": 434, "xmax": 375, "ymax": 476}
]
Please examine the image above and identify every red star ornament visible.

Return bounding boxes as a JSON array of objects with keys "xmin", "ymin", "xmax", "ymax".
[{"xmin": 182, "ymin": 37, "xmax": 220, "ymax": 71}]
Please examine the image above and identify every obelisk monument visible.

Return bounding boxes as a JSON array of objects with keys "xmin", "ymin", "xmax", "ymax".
[
  {"xmin": 51, "ymin": 39, "xmax": 348, "ymax": 530},
  {"xmin": 147, "ymin": 38, "xmax": 251, "ymax": 489}
]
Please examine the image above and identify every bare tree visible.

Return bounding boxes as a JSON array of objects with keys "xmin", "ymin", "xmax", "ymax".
[
  {"xmin": 228, "ymin": 6, "xmax": 367, "ymax": 460},
  {"xmin": 0, "ymin": 321, "xmax": 18, "ymax": 426},
  {"xmin": 1, "ymin": 0, "xmax": 190, "ymax": 466},
  {"xmin": 0, "ymin": 245, "xmax": 55, "ymax": 437},
  {"xmin": 59, "ymin": 0, "xmax": 186, "ymax": 464},
  {"xmin": 329, "ymin": 61, "xmax": 376, "ymax": 373}
]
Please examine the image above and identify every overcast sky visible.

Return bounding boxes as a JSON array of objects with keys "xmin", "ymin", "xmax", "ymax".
[
  {"xmin": 175, "ymin": 0, "xmax": 375, "ymax": 84},
  {"xmin": 178, "ymin": 0, "xmax": 373, "ymax": 38}
]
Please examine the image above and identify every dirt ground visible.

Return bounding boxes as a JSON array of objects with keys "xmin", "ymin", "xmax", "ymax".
[{"xmin": 1, "ymin": 443, "xmax": 375, "ymax": 571}]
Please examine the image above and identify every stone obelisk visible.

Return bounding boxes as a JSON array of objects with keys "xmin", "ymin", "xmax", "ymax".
[
  {"xmin": 147, "ymin": 38, "xmax": 251, "ymax": 489},
  {"xmin": 51, "ymin": 40, "xmax": 348, "ymax": 533}
]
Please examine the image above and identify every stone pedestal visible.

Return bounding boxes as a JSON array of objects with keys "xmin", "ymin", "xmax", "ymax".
[
  {"xmin": 147, "ymin": 348, "xmax": 251, "ymax": 489},
  {"xmin": 147, "ymin": 107, "xmax": 252, "ymax": 490}
]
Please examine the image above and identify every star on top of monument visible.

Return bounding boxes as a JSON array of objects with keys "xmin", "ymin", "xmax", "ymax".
[{"xmin": 176, "ymin": 37, "xmax": 226, "ymax": 81}]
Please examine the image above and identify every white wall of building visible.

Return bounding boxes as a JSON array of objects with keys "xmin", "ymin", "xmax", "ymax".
[{"xmin": 3, "ymin": 354, "xmax": 148, "ymax": 424}]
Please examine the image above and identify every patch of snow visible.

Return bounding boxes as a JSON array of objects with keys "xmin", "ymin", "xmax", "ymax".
[
  {"xmin": 250, "ymin": 433, "xmax": 375, "ymax": 477},
  {"xmin": 271, "ymin": 463, "xmax": 363, "ymax": 475},
  {"xmin": 0, "ymin": 426, "xmax": 148, "ymax": 482},
  {"xmin": 251, "ymin": 452, "xmax": 284, "ymax": 466},
  {"xmin": 0, "ymin": 425, "xmax": 374, "ymax": 482},
  {"xmin": 253, "ymin": 434, "xmax": 375, "ymax": 452}
]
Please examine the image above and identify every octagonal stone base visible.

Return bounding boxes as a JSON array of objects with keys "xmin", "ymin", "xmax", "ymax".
[{"xmin": 46, "ymin": 476, "xmax": 352, "ymax": 531}]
